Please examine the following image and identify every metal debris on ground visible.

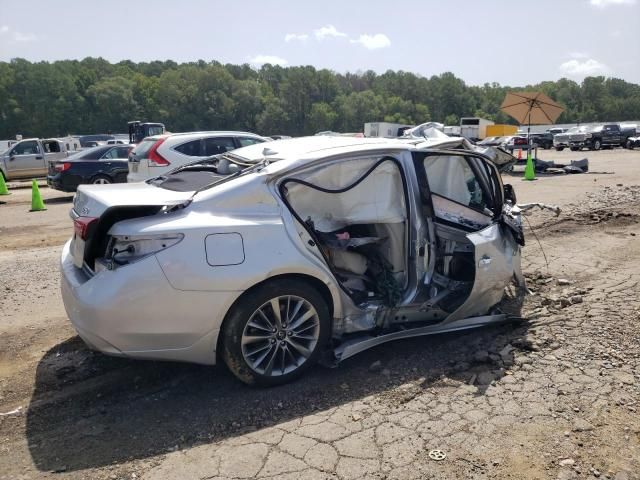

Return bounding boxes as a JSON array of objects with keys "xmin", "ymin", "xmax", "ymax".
[{"xmin": 429, "ymin": 449, "xmax": 447, "ymax": 461}]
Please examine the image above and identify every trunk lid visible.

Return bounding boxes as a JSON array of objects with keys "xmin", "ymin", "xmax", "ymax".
[{"xmin": 73, "ymin": 182, "xmax": 194, "ymax": 218}]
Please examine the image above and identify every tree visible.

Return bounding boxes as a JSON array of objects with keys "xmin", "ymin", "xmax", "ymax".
[
  {"xmin": 1, "ymin": 58, "xmax": 640, "ymax": 139},
  {"xmin": 306, "ymin": 102, "xmax": 338, "ymax": 134}
]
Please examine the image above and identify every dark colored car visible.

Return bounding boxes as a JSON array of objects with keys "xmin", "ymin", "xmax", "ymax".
[
  {"xmin": 47, "ymin": 145, "xmax": 131, "ymax": 192},
  {"xmin": 530, "ymin": 133, "xmax": 554, "ymax": 149}
]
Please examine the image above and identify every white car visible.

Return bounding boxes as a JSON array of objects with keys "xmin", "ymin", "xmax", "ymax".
[
  {"xmin": 127, "ymin": 131, "xmax": 270, "ymax": 182},
  {"xmin": 62, "ymin": 136, "xmax": 523, "ymax": 386}
]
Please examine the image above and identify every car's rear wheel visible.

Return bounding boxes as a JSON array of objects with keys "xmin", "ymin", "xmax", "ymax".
[
  {"xmin": 555, "ymin": 146, "xmax": 564, "ymax": 151},
  {"xmin": 570, "ymin": 146, "xmax": 579, "ymax": 151},
  {"xmin": 91, "ymin": 175, "xmax": 112, "ymax": 185},
  {"xmin": 221, "ymin": 279, "xmax": 330, "ymax": 386},
  {"xmin": 626, "ymin": 139, "xmax": 633, "ymax": 149}
]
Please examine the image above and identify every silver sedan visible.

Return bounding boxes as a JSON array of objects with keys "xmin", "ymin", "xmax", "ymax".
[{"xmin": 61, "ymin": 136, "xmax": 524, "ymax": 385}]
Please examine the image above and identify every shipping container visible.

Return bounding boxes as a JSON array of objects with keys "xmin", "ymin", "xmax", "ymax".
[{"xmin": 485, "ymin": 124, "xmax": 518, "ymax": 137}]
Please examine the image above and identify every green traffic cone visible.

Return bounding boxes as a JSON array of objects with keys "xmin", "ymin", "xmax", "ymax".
[
  {"xmin": 29, "ymin": 179, "xmax": 46, "ymax": 212},
  {"xmin": 523, "ymin": 151, "xmax": 536, "ymax": 181},
  {"xmin": 0, "ymin": 173, "xmax": 10, "ymax": 195}
]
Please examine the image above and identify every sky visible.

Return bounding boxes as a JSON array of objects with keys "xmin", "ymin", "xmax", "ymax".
[{"xmin": 0, "ymin": 0, "xmax": 638, "ymax": 86}]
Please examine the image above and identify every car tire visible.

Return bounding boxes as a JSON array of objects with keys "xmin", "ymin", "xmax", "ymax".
[
  {"xmin": 221, "ymin": 279, "xmax": 331, "ymax": 386},
  {"xmin": 625, "ymin": 139, "xmax": 633, "ymax": 149},
  {"xmin": 91, "ymin": 175, "xmax": 112, "ymax": 185},
  {"xmin": 555, "ymin": 147, "xmax": 564, "ymax": 152},
  {"xmin": 592, "ymin": 140, "xmax": 601, "ymax": 151},
  {"xmin": 570, "ymin": 146, "xmax": 579, "ymax": 151}
]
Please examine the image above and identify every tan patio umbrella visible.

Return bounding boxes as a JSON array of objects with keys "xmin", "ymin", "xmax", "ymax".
[{"xmin": 500, "ymin": 91, "xmax": 565, "ymax": 137}]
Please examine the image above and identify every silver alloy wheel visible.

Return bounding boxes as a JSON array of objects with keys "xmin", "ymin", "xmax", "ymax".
[
  {"xmin": 93, "ymin": 177, "xmax": 111, "ymax": 184},
  {"xmin": 241, "ymin": 295, "xmax": 320, "ymax": 376}
]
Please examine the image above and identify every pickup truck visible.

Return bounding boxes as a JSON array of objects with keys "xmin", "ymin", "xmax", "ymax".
[
  {"xmin": 0, "ymin": 138, "xmax": 69, "ymax": 181},
  {"xmin": 553, "ymin": 126, "xmax": 590, "ymax": 151},
  {"xmin": 585, "ymin": 124, "xmax": 637, "ymax": 150}
]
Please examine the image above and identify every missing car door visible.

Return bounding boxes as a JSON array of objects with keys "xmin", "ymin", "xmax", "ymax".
[{"xmin": 414, "ymin": 152, "xmax": 518, "ymax": 318}]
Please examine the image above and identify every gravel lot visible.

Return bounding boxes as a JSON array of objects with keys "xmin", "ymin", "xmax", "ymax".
[{"xmin": 1, "ymin": 148, "xmax": 639, "ymax": 480}]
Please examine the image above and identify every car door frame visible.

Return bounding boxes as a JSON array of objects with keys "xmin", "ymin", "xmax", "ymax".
[
  {"xmin": 101, "ymin": 146, "xmax": 130, "ymax": 182},
  {"xmin": 6, "ymin": 140, "xmax": 44, "ymax": 179},
  {"xmin": 412, "ymin": 150, "xmax": 518, "ymax": 323}
]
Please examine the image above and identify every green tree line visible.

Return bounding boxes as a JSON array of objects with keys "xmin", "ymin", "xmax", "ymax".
[{"xmin": 1, "ymin": 57, "xmax": 639, "ymax": 138}]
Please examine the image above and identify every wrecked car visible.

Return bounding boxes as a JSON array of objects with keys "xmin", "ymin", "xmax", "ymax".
[{"xmin": 61, "ymin": 136, "xmax": 525, "ymax": 386}]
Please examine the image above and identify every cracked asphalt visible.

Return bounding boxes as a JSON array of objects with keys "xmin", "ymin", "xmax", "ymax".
[{"xmin": 0, "ymin": 149, "xmax": 639, "ymax": 479}]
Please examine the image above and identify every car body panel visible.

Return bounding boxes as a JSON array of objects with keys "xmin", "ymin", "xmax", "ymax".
[{"xmin": 61, "ymin": 240, "xmax": 228, "ymax": 364}]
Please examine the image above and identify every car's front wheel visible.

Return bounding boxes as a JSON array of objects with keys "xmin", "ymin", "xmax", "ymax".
[
  {"xmin": 555, "ymin": 146, "xmax": 564, "ymax": 151},
  {"xmin": 592, "ymin": 140, "xmax": 601, "ymax": 151},
  {"xmin": 221, "ymin": 279, "xmax": 330, "ymax": 386}
]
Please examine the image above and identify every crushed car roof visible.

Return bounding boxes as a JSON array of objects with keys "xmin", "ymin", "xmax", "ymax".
[{"xmin": 229, "ymin": 135, "xmax": 515, "ymax": 173}]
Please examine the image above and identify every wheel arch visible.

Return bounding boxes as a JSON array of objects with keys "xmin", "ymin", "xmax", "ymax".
[
  {"xmin": 91, "ymin": 172, "xmax": 113, "ymax": 183},
  {"xmin": 215, "ymin": 273, "xmax": 337, "ymax": 358}
]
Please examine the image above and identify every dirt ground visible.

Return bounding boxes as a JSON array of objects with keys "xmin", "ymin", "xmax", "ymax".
[{"xmin": 1, "ymin": 148, "xmax": 639, "ymax": 480}]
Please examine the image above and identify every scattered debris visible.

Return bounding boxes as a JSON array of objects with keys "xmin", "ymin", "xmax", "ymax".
[
  {"xmin": 559, "ymin": 458, "xmax": 576, "ymax": 467},
  {"xmin": 518, "ymin": 202, "xmax": 562, "ymax": 216},
  {"xmin": 0, "ymin": 406, "xmax": 23, "ymax": 416},
  {"xmin": 428, "ymin": 449, "xmax": 447, "ymax": 461}
]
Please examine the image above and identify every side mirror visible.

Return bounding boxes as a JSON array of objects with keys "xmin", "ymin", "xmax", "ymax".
[{"xmin": 503, "ymin": 184, "xmax": 517, "ymax": 204}]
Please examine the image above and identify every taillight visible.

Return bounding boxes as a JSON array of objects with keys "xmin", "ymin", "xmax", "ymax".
[
  {"xmin": 147, "ymin": 138, "xmax": 170, "ymax": 166},
  {"xmin": 74, "ymin": 216, "xmax": 98, "ymax": 241},
  {"xmin": 55, "ymin": 162, "xmax": 71, "ymax": 172}
]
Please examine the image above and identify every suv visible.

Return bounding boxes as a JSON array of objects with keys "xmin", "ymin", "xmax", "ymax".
[{"xmin": 127, "ymin": 131, "xmax": 270, "ymax": 182}]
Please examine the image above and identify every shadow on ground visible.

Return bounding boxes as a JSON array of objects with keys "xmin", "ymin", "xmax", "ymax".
[
  {"xmin": 44, "ymin": 195, "xmax": 73, "ymax": 205},
  {"xmin": 26, "ymin": 294, "xmax": 529, "ymax": 472}
]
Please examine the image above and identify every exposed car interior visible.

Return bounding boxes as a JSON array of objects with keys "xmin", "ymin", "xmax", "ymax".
[{"xmin": 282, "ymin": 157, "xmax": 409, "ymax": 307}]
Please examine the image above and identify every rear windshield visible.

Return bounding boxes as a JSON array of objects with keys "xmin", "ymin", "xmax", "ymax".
[
  {"xmin": 131, "ymin": 139, "xmax": 157, "ymax": 159},
  {"xmin": 151, "ymin": 171, "xmax": 226, "ymax": 192}
]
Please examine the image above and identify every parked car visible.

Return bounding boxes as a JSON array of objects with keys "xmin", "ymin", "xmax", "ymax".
[
  {"xmin": 529, "ymin": 132, "xmax": 554, "ymax": 149},
  {"xmin": 47, "ymin": 145, "xmax": 132, "ymax": 192},
  {"xmin": 61, "ymin": 136, "xmax": 524, "ymax": 386},
  {"xmin": 626, "ymin": 133, "xmax": 640, "ymax": 149},
  {"xmin": 553, "ymin": 126, "xmax": 591, "ymax": 151},
  {"xmin": 505, "ymin": 135, "xmax": 530, "ymax": 152},
  {"xmin": 0, "ymin": 138, "xmax": 69, "ymax": 181},
  {"xmin": 78, "ymin": 134, "xmax": 115, "ymax": 148},
  {"xmin": 127, "ymin": 131, "xmax": 270, "ymax": 182},
  {"xmin": 547, "ymin": 127, "xmax": 566, "ymax": 136},
  {"xmin": 476, "ymin": 136, "xmax": 501, "ymax": 146},
  {"xmin": 584, "ymin": 124, "xmax": 636, "ymax": 150}
]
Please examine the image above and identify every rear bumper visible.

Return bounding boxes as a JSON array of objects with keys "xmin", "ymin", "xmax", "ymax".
[
  {"xmin": 60, "ymin": 240, "xmax": 234, "ymax": 365},
  {"xmin": 47, "ymin": 174, "xmax": 79, "ymax": 192}
]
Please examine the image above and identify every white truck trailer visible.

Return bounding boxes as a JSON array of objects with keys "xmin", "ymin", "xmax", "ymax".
[
  {"xmin": 459, "ymin": 117, "xmax": 494, "ymax": 140},
  {"xmin": 364, "ymin": 122, "xmax": 414, "ymax": 138}
]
